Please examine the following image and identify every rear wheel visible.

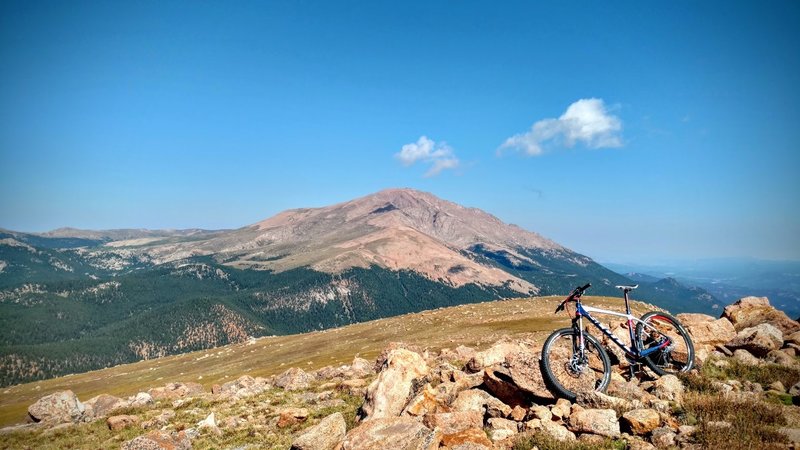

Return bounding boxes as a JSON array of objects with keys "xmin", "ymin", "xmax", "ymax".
[
  {"xmin": 540, "ymin": 328, "xmax": 611, "ymax": 401},
  {"xmin": 635, "ymin": 312, "xmax": 694, "ymax": 376}
]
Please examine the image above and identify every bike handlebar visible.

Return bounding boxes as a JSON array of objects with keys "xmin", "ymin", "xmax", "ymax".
[{"xmin": 554, "ymin": 283, "xmax": 592, "ymax": 313}]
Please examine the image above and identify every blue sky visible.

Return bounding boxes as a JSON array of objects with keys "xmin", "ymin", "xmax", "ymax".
[{"xmin": 1, "ymin": 1, "xmax": 798, "ymax": 262}]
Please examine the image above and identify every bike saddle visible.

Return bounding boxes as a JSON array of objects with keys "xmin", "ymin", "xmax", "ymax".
[{"xmin": 615, "ymin": 284, "xmax": 639, "ymax": 291}]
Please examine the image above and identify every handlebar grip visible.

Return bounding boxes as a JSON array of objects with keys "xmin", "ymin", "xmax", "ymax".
[{"xmin": 579, "ymin": 283, "xmax": 591, "ymax": 291}]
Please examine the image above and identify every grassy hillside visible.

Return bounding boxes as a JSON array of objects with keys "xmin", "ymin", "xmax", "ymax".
[{"xmin": 0, "ymin": 295, "xmax": 659, "ymax": 428}]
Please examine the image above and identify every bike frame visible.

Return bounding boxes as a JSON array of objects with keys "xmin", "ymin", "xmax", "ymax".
[{"xmin": 571, "ymin": 290, "xmax": 671, "ymax": 359}]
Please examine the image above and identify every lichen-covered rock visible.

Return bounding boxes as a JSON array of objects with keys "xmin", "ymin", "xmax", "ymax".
[
  {"xmin": 765, "ymin": 349, "xmax": 798, "ymax": 367},
  {"xmin": 361, "ymin": 349, "xmax": 429, "ymax": 420},
  {"xmin": 28, "ymin": 390, "xmax": 85, "ymax": 424},
  {"xmin": 722, "ymin": 296, "xmax": 800, "ymax": 334},
  {"xmin": 291, "ymin": 412, "xmax": 346, "ymax": 450},
  {"xmin": 732, "ymin": 349, "xmax": 763, "ymax": 366},
  {"xmin": 402, "ymin": 383, "xmax": 449, "ymax": 417},
  {"xmin": 550, "ymin": 398, "xmax": 572, "ymax": 420},
  {"xmin": 677, "ymin": 314, "xmax": 736, "ymax": 346},
  {"xmin": 622, "ymin": 409, "xmax": 661, "ymax": 435},
  {"xmin": 440, "ymin": 428, "xmax": 493, "ymax": 449},
  {"xmin": 567, "ymin": 408, "xmax": 620, "ymax": 438},
  {"xmin": 107, "ymin": 415, "xmax": 140, "ymax": 431},
  {"xmin": 342, "ymin": 416, "xmax": 441, "ymax": 450},
  {"xmin": 651, "ymin": 375, "xmax": 684, "ymax": 404},
  {"xmin": 121, "ymin": 430, "xmax": 191, "ymax": 450},
  {"xmin": 83, "ymin": 394, "xmax": 126, "ymax": 420},
  {"xmin": 275, "ymin": 367, "xmax": 315, "ymax": 391},
  {"xmin": 576, "ymin": 390, "xmax": 640, "ymax": 411},
  {"xmin": 423, "ymin": 410, "xmax": 482, "ymax": 435},
  {"xmin": 148, "ymin": 382, "xmax": 204, "ymax": 401},
  {"xmin": 650, "ymin": 427, "xmax": 677, "ymax": 448},
  {"xmin": 465, "ymin": 341, "xmax": 526, "ymax": 372},
  {"xmin": 487, "ymin": 417, "xmax": 518, "ymax": 441},
  {"xmin": 277, "ymin": 407, "xmax": 309, "ymax": 428},
  {"xmin": 129, "ymin": 392, "xmax": 153, "ymax": 408},
  {"xmin": 451, "ymin": 388, "xmax": 512, "ymax": 418},
  {"xmin": 727, "ymin": 323, "xmax": 783, "ymax": 357}
]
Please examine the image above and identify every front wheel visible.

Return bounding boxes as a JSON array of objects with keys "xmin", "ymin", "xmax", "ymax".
[
  {"xmin": 635, "ymin": 311, "xmax": 695, "ymax": 376},
  {"xmin": 540, "ymin": 328, "xmax": 611, "ymax": 401}
]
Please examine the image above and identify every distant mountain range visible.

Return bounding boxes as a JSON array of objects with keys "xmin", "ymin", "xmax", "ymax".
[{"xmin": 0, "ymin": 188, "xmax": 719, "ymax": 386}]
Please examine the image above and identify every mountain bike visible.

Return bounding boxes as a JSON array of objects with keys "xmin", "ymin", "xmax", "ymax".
[{"xmin": 540, "ymin": 283, "xmax": 694, "ymax": 401}]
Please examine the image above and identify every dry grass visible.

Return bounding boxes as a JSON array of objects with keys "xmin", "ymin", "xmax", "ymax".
[
  {"xmin": 681, "ymin": 391, "xmax": 788, "ymax": 450},
  {"xmin": 0, "ymin": 296, "xmax": 654, "ymax": 428},
  {"xmin": 513, "ymin": 433, "xmax": 626, "ymax": 450}
]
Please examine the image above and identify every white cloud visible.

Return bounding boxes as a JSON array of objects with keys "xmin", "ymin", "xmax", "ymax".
[
  {"xmin": 499, "ymin": 98, "xmax": 622, "ymax": 156},
  {"xmin": 395, "ymin": 136, "xmax": 460, "ymax": 177}
]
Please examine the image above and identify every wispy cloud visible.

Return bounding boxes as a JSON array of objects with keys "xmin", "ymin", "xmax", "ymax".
[
  {"xmin": 395, "ymin": 136, "xmax": 460, "ymax": 177},
  {"xmin": 499, "ymin": 98, "xmax": 622, "ymax": 156}
]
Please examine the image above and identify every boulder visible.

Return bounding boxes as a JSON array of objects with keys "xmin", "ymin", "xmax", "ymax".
[
  {"xmin": 197, "ymin": 412, "xmax": 221, "ymax": 436},
  {"xmin": 28, "ymin": 390, "xmax": 85, "ymax": 424},
  {"xmin": 141, "ymin": 409, "xmax": 175, "ymax": 430},
  {"xmin": 275, "ymin": 368, "xmax": 315, "ymax": 391},
  {"xmin": 218, "ymin": 375, "xmax": 269, "ymax": 398},
  {"xmin": 550, "ymin": 398, "xmax": 572, "ymax": 420},
  {"xmin": 361, "ymin": 349, "xmax": 429, "ymax": 420},
  {"xmin": 487, "ymin": 417, "xmax": 518, "ymax": 441},
  {"xmin": 148, "ymin": 382, "xmax": 204, "ymax": 401},
  {"xmin": 291, "ymin": 412, "xmax": 347, "ymax": 450},
  {"xmin": 528, "ymin": 405, "xmax": 552, "ymax": 422},
  {"xmin": 651, "ymin": 375, "xmax": 684, "ymax": 403},
  {"xmin": 501, "ymin": 349, "xmax": 553, "ymax": 399},
  {"xmin": 765, "ymin": 349, "xmax": 798, "ymax": 367},
  {"xmin": 677, "ymin": 314, "xmax": 736, "ymax": 344},
  {"xmin": 342, "ymin": 416, "xmax": 441, "ymax": 450},
  {"xmin": 402, "ymin": 383, "xmax": 449, "ymax": 417},
  {"xmin": 83, "ymin": 394, "xmax": 126, "ymax": 420},
  {"xmin": 423, "ymin": 410, "xmax": 482, "ymax": 435},
  {"xmin": 451, "ymin": 389, "xmax": 512, "ymax": 418},
  {"xmin": 732, "ymin": 349, "xmax": 763, "ymax": 366},
  {"xmin": 121, "ymin": 430, "xmax": 191, "ymax": 450},
  {"xmin": 373, "ymin": 342, "xmax": 425, "ymax": 372},
  {"xmin": 726, "ymin": 323, "xmax": 783, "ymax": 357},
  {"xmin": 277, "ymin": 407, "xmax": 309, "ymax": 428},
  {"xmin": 107, "ymin": 415, "xmax": 139, "ymax": 431},
  {"xmin": 567, "ymin": 408, "xmax": 620, "ymax": 438},
  {"xmin": 129, "ymin": 392, "xmax": 154, "ymax": 408},
  {"xmin": 350, "ymin": 357, "xmax": 374, "ymax": 378},
  {"xmin": 536, "ymin": 420, "xmax": 577, "ymax": 442},
  {"xmin": 722, "ymin": 296, "xmax": 800, "ymax": 334},
  {"xmin": 650, "ymin": 427, "xmax": 677, "ymax": 448},
  {"xmin": 466, "ymin": 340, "xmax": 527, "ymax": 372},
  {"xmin": 622, "ymin": 409, "xmax": 661, "ymax": 435},
  {"xmin": 576, "ymin": 390, "xmax": 640, "ymax": 411},
  {"xmin": 440, "ymin": 428, "xmax": 493, "ymax": 449}
]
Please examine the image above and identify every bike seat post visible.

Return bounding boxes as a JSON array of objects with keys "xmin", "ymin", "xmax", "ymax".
[{"xmin": 624, "ymin": 289, "xmax": 632, "ymax": 315}]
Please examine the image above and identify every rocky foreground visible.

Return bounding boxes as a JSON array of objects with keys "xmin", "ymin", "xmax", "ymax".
[{"xmin": 2, "ymin": 296, "xmax": 800, "ymax": 450}]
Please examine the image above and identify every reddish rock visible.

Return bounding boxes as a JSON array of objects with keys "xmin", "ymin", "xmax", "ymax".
[
  {"xmin": 727, "ymin": 323, "xmax": 783, "ymax": 357},
  {"xmin": 423, "ymin": 410, "xmax": 483, "ymax": 435},
  {"xmin": 440, "ymin": 428, "xmax": 493, "ymax": 449},
  {"xmin": 342, "ymin": 416, "xmax": 441, "ymax": 450},
  {"xmin": 107, "ymin": 414, "xmax": 140, "ymax": 431},
  {"xmin": 277, "ymin": 407, "xmax": 309, "ymax": 428},
  {"xmin": 722, "ymin": 297, "xmax": 800, "ymax": 334},
  {"xmin": 622, "ymin": 409, "xmax": 661, "ymax": 435},
  {"xmin": 275, "ymin": 367, "xmax": 315, "ymax": 391},
  {"xmin": 83, "ymin": 394, "xmax": 126, "ymax": 420},
  {"xmin": 568, "ymin": 408, "xmax": 620, "ymax": 438},
  {"xmin": 291, "ymin": 412, "xmax": 347, "ymax": 450},
  {"xmin": 362, "ymin": 348, "xmax": 429, "ymax": 420},
  {"xmin": 121, "ymin": 430, "xmax": 191, "ymax": 450}
]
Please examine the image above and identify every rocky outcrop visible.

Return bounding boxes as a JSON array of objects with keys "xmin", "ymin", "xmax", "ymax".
[
  {"xmin": 361, "ymin": 348, "xmax": 429, "ymax": 420},
  {"xmin": 290, "ymin": 412, "xmax": 347, "ymax": 450},
  {"xmin": 342, "ymin": 416, "xmax": 441, "ymax": 450},
  {"xmin": 27, "ymin": 390, "xmax": 84, "ymax": 424},
  {"xmin": 622, "ymin": 409, "xmax": 661, "ymax": 435},
  {"xmin": 722, "ymin": 296, "xmax": 800, "ymax": 334},
  {"xmin": 726, "ymin": 323, "xmax": 784, "ymax": 357}
]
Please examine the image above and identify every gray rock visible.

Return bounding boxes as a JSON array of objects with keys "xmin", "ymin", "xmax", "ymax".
[
  {"xmin": 28, "ymin": 390, "xmax": 85, "ymax": 424},
  {"xmin": 291, "ymin": 412, "xmax": 347, "ymax": 450}
]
